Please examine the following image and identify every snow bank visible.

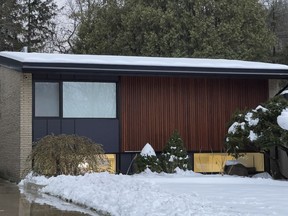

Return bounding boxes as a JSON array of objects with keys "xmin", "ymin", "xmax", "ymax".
[
  {"xmin": 19, "ymin": 172, "xmax": 51, "ymax": 186},
  {"xmin": 19, "ymin": 171, "xmax": 288, "ymax": 216},
  {"xmin": 21, "ymin": 172, "xmax": 222, "ymax": 216},
  {"xmin": 252, "ymin": 172, "xmax": 272, "ymax": 179}
]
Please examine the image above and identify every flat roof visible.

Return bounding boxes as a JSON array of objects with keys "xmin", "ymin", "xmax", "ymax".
[{"xmin": 1, "ymin": 51, "xmax": 288, "ymax": 78}]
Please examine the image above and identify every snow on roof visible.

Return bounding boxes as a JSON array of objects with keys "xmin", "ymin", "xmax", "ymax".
[
  {"xmin": 281, "ymin": 90, "xmax": 288, "ymax": 95},
  {"xmin": 1, "ymin": 51, "xmax": 288, "ymax": 70}
]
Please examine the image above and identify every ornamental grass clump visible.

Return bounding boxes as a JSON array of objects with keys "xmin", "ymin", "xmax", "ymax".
[
  {"xmin": 160, "ymin": 130, "xmax": 190, "ymax": 173},
  {"xmin": 30, "ymin": 134, "xmax": 108, "ymax": 176}
]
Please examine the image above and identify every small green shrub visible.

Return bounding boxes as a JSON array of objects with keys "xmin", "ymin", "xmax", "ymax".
[
  {"xmin": 160, "ymin": 130, "xmax": 190, "ymax": 173},
  {"xmin": 29, "ymin": 134, "xmax": 108, "ymax": 176},
  {"xmin": 133, "ymin": 143, "xmax": 162, "ymax": 173}
]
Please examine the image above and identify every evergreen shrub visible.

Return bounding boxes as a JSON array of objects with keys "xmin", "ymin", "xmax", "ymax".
[
  {"xmin": 133, "ymin": 143, "xmax": 162, "ymax": 173},
  {"xmin": 225, "ymin": 95, "xmax": 288, "ymax": 158},
  {"xmin": 160, "ymin": 130, "xmax": 190, "ymax": 173}
]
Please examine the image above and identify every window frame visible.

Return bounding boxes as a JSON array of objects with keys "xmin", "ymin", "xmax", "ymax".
[
  {"xmin": 62, "ymin": 81, "xmax": 117, "ymax": 119},
  {"xmin": 34, "ymin": 81, "xmax": 61, "ymax": 118},
  {"xmin": 33, "ymin": 80, "xmax": 118, "ymax": 120}
]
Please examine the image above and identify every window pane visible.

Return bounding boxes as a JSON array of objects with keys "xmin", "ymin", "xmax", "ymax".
[
  {"xmin": 35, "ymin": 82, "xmax": 59, "ymax": 117},
  {"xmin": 63, "ymin": 82, "xmax": 116, "ymax": 118}
]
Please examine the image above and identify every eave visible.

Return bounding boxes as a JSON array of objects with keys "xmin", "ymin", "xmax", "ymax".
[{"xmin": 1, "ymin": 52, "xmax": 288, "ymax": 79}]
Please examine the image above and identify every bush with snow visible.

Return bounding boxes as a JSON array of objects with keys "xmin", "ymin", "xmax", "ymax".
[
  {"xmin": 160, "ymin": 130, "xmax": 190, "ymax": 173},
  {"xmin": 133, "ymin": 143, "xmax": 162, "ymax": 173},
  {"xmin": 29, "ymin": 134, "xmax": 108, "ymax": 176},
  {"xmin": 225, "ymin": 95, "xmax": 288, "ymax": 159}
]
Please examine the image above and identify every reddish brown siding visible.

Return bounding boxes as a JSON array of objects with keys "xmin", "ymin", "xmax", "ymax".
[{"xmin": 120, "ymin": 76, "xmax": 268, "ymax": 152}]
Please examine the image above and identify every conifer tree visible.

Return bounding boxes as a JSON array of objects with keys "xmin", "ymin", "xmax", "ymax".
[
  {"xmin": 74, "ymin": 0, "xmax": 275, "ymax": 61},
  {"xmin": 263, "ymin": 0, "xmax": 288, "ymax": 64},
  {"xmin": 0, "ymin": 0, "xmax": 22, "ymax": 51},
  {"xmin": 19, "ymin": 0, "xmax": 58, "ymax": 52},
  {"xmin": 160, "ymin": 130, "xmax": 190, "ymax": 173}
]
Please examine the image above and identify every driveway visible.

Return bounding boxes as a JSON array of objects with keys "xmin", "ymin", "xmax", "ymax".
[{"xmin": 0, "ymin": 178, "xmax": 94, "ymax": 216}]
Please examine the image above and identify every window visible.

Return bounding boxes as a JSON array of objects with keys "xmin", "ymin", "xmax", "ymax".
[
  {"xmin": 35, "ymin": 82, "xmax": 59, "ymax": 117},
  {"xmin": 63, "ymin": 82, "xmax": 116, "ymax": 118}
]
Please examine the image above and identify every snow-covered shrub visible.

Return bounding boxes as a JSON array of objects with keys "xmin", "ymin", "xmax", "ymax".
[
  {"xmin": 225, "ymin": 95, "xmax": 288, "ymax": 159},
  {"xmin": 30, "ymin": 134, "xmax": 108, "ymax": 176},
  {"xmin": 133, "ymin": 143, "xmax": 162, "ymax": 173},
  {"xmin": 160, "ymin": 130, "xmax": 190, "ymax": 173}
]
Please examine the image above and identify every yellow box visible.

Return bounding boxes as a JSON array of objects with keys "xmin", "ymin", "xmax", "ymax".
[
  {"xmin": 98, "ymin": 154, "xmax": 116, "ymax": 173},
  {"xmin": 194, "ymin": 153, "xmax": 264, "ymax": 173}
]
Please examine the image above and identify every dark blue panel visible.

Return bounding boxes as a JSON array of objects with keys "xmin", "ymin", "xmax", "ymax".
[
  {"xmin": 119, "ymin": 153, "xmax": 137, "ymax": 174},
  {"xmin": 75, "ymin": 119, "xmax": 119, "ymax": 153},
  {"xmin": 33, "ymin": 119, "xmax": 47, "ymax": 141},
  {"xmin": 61, "ymin": 119, "xmax": 75, "ymax": 134},
  {"xmin": 47, "ymin": 119, "xmax": 61, "ymax": 135}
]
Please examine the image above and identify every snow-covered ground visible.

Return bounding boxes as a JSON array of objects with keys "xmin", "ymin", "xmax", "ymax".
[{"xmin": 19, "ymin": 170, "xmax": 288, "ymax": 216}]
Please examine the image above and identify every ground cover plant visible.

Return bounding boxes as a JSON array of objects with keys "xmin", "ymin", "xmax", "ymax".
[{"xmin": 29, "ymin": 134, "xmax": 108, "ymax": 176}]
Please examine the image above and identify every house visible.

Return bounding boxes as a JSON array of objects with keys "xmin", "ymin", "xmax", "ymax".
[{"xmin": 1, "ymin": 51, "xmax": 288, "ymax": 182}]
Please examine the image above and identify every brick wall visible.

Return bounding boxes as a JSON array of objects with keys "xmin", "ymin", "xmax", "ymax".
[
  {"xmin": 20, "ymin": 73, "xmax": 32, "ymax": 179},
  {"xmin": 0, "ymin": 66, "xmax": 32, "ymax": 182}
]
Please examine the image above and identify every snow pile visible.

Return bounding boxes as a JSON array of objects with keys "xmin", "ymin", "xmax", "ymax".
[
  {"xmin": 19, "ymin": 171, "xmax": 288, "ymax": 216},
  {"xmin": 277, "ymin": 108, "xmax": 288, "ymax": 130},
  {"xmin": 252, "ymin": 172, "xmax": 273, "ymax": 179},
  {"xmin": 20, "ymin": 172, "xmax": 226, "ymax": 216},
  {"xmin": 140, "ymin": 143, "xmax": 156, "ymax": 156},
  {"xmin": 19, "ymin": 172, "xmax": 51, "ymax": 186},
  {"xmin": 174, "ymin": 167, "xmax": 203, "ymax": 176},
  {"xmin": 136, "ymin": 167, "xmax": 203, "ymax": 178}
]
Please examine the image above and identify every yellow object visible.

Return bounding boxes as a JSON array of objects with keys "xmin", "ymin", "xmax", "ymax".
[
  {"xmin": 194, "ymin": 153, "xmax": 264, "ymax": 173},
  {"xmin": 106, "ymin": 154, "xmax": 116, "ymax": 173},
  {"xmin": 98, "ymin": 154, "xmax": 116, "ymax": 173}
]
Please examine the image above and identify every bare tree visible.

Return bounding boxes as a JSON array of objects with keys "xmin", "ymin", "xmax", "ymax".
[{"xmin": 50, "ymin": 0, "xmax": 102, "ymax": 53}]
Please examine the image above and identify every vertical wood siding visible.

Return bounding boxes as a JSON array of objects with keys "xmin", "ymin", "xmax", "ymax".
[{"xmin": 120, "ymin": 76, "xmax": 268, "ymax": 152}]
